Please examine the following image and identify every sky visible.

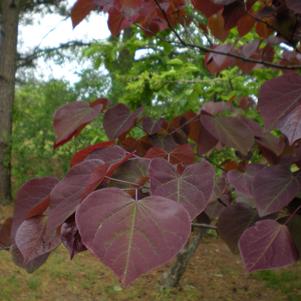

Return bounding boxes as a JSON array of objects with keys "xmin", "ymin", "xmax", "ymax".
[{"xmin": 18, "ymin": 0, "xmax": 111, "ymax": 83}]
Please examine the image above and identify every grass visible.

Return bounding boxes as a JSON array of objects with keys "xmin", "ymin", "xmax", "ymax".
[
  {"xmin": 0, "ymin": 230, "xmax": 300, "ymax": 301},
  {"xmin": 0, "ymin": 246, "xmax": 201, "ymax": 301},
  {"xmin": 254, "ymin": 268, "xmax": 301, "ymax": 301}
]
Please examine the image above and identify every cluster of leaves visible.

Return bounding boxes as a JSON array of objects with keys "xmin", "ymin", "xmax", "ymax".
[{"xmin": 2, "ymin": 0, "xmax": 301, "ymax": 288}]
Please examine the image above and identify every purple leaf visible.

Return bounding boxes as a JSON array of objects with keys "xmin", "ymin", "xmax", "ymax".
[
  {"xmin": 86, "ymin": 145, "xmax": 127, "ymax": 164},
  {"xmin": 11, "ymin": 177, "xmax": 59, "ymax": 240},
  {"xmin": 227, "ymin": 164, "xmax": 264, "ymax": 197},
  {"xmin": 277, "ymin": 105, "xmax": 301, "ymax": 145},
  {"xmin": 142, "ymin": 117, "xmax": 165, "ymax": 135},
  {"xmin": 150, "ymin": 158, "xmax": 215, "ymax": 219},
  {"xmin": 198, "ymin": 123, "xmax": 218, "ymax": 154},
  {"xmin": 217, "ymin": 203, "xmax": 258, "ymax": 253},
  {"xmin": 109, "ymin": 157, "xmax": 149, "ymax": 190},
  {"xmin": 253, "ymin": 165, "xmax": 300, "ymax": 216},
  {"xmin": 47, "ymin": 159, "xmax": 107, "ymax": 234},
  {"xmin": 11, "ymin": 244, "xmax": 50, "ymax": 273},
  {"xmin": 103, "ymin": 104, "xmax": 142, "ymax": 139},
  {"xmin": 255, "ymin": 132, "xmax": 285, "ymax": 156},
  {"xmin": 239, "ymin": 219, "xmax": 298, "ymax": 272},
  {"xmin": 71, "ymin": 141, "xmax": 114, "ymax": 166},
  {"xmin": 258, "ymin": 72, "xmax": 301, "ymax": 144},
  {"xmin": 200, "ymin": 114, "xmax": 254, "ymax": 155},
  {"xmin": 201, "ymin": 101, "xmax": 232, "ymax": 115},
  {"xmin": 61, "ymin": 216, "xmax": 87, "ymax": 259},
  {"xmin": 53, "ymin": 100, "xmax": 105, "ymax": 148},
  {"xmin": 86, "ymin": 145, "xmax": 132, "ymax": 176},
  {"xmin": 76, "ymin": 188, "xmax": 191, "ymax": 286},
  {"xmin": 15, "ymin": 216, "xmax": 61, "ymax": 263},
  {"xmin": 286, "ymin": 215, "xmax": 301, "ymax": 255}
]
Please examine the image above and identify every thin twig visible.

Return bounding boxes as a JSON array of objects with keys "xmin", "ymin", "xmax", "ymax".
[
  {"xmin": 192, "ymin": 223, "xmax": 217, "ymax": 230},
  {"xmin": 153, "ymin": 0, "xmax": 301, "ymax": 70}
]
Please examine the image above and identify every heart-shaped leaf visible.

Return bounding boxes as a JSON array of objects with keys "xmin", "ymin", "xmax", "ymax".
[
  {"xmin": 53, "ymin": 100, "xmax": 105, "ymax": 148},
  {"xmin": 142, "ymin": 117, "xmax": 166, "ymax": 135},
  {"xmin": 145, "ymin": 144, "xmax": 195, "ymax": 165},
  {"xmin": 217, "ymin": 203, "xmax": 258, "ymax": 253},
  {"xmin": 200, "ymin": 114, "xmax": 254, "ymax": 155},
  {"xmin": 71, "ymin": 141, "xmax": 114, "ymax": 166},
  {"xmin": 258, "ymin": 72, "xmax": 301, "ymax": 144},
  {"xmin": 150, "ymin": 158, "xmax": 215, "ymax": 219},
  {"xmin": 239, "ymin": 219, "xmax": 298, "ymax": 272},
  {"xmin": 103, "ymin": 104, "xmax": 142, "ymax": 139},
  {"xmin": 11, "ymin": 244, "xmax": 50, "ymax": 273},
  {"xmin": 253, "ymin": 165, "xmax": 300, "ymax": 216},
  {"xmin": 227, "ymin": 164, "xmax": 264, "ymax": 197},
  {"xmin": 47, "ymin": 159, "xmax": 107, "ymax": 234},
  {"xmin": 76, "ymin": 188, "xmax": 191, "ymax": 286},
  {"xmin": 12, "ymin": 177, "xmax": 59, "ymax": 240},
  {"xmin": 15, "ymin": 216, "xmax": 61, "ymax": 264}
]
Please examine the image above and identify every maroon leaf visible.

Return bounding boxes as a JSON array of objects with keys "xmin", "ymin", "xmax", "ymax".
[
  {"xmin": 11, "ymin": 244, "xmax": 50, "ymax": 273},
  {"xmin": 86, "ymin": 145, "xmax": 127, "ymax": 164},
  {"xmin": 201, "ymin": 101, "xmax": 232, "ymax": 115},
  {"xmin": 71, "ymin": 141, "xmax": 114, "ymax": 166},
  {"xmin": 145, "ymin": 147, "xmax": 167, "ymax": 160},
  {"xmin": 200, "ymin": 114, "xmax": 254, "ymax": 155},
  {"xmin": 198, "ymin": 123, "xmax": 218, "ymax": 154},
  {"xmin": 12, "ymin": 177, "xmax": 59, "ymax": 240},
  {"xmin": 76, "ymin": 188, "xmax": 191, "ymax": 286},
  {"xmin": 71, "ymin": 0, "xmax": 97, "ymax": 28},
  {"xmin": 205, "ymin": 45, "xmax": 235, "ymax": 74},
  {"xmin": 86, "ymin": 145, "xmax": 132, "ymax": 176},
  {"xmin": 169, "ymin": 144, "xmax": 195, "ymax": 164},
  {"xmin": 0, "ymin": 218, "xmax": 12, "ymax": 250},
  {"xmin": 191, "ymin": 0, "xmax": 222, "ymax": 17},
  {"xmin": 145, "ymin": 144, "xmax": 194, "ymax": 165},
  {"xmin": 227, "ymin": 164, "xmax": 264, "ymax": 197},
  {"xmin": 15, "ymin": 216, "xmax": 61, "ymax": 264},
  {"xmin": 150, "ymin": 158, "xmax": 215, "ymax": 219},
  {"xmin": 286, "ymin": 215, "xmax": 301, "ymax": 255},
  {"xmin": 258, "ymin": 72, "xmax": 301, "ymax": 144},
  {"xmin": 253, "ymin": 165, "xmax": 300, "ymax": 216},
  {"xmin": 148, "ymin": 134, "xmax": 179, "ymax": 152},
  {"xmin": 109, "ymin": 157, "xmax": 149, "ymax": 191},
  {"xmin": 103, "ymin": 104, "xmax": 143, "ymax": 139},
  {"xmin": 61, "ymin": 216, "xmax": 87, "ymax": 259},
  {"xmin": 255, "ymin": 132, "xmax": 286, "ymax": 156},
  {"xmin": 239, "ymin": 219, "xmax": 298, "ymax": 272},
  {"xmin": 47, "ymin": 159, "xmax": 107, "ymax": 234},
  {"xmin": 53, "ymin": 100, "xmax": 105, "ymax": 148},
  {"xmin": 223, "ymin": 0, "xmax": 255, "ymax": 30},
  {"xmin": 142, "ymin": 117, "xmax": 165, "ymax": 135},
  {"xmin": 277, "ymin": 105, "xmax": 301, "ymax": 145},
  {"xmin": 217, "ymin": 203, "xmax": 258, "ymax": 253}
]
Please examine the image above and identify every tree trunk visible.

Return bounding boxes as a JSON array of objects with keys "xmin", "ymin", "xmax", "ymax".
[
  {"xmin": 0, "ymin": 0, "xmax": 20, "ymax": 203},
  {"xmin": 161, "ymin": 227, "xmax": 208, "ymax": 289}
]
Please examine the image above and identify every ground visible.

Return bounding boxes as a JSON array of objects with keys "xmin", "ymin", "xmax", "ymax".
[{"xmin": 0, "ymin": 232, "xmax": 300, "ymax": 301}]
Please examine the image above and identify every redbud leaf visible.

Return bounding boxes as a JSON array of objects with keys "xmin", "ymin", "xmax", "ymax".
[
  {"xmin": 253, "ymin": 165, "xmax": 300, "ymax": 216},
  {"xmin": 239, "ymin": 220, "xmax": 298, "ymax": 272},
  {"xmin": 76, "ymin": 188, "xmax": 191, "ymax": 286},
  {"xmin": 150, "ymin": 158, "xmax": 215, "ymax": 219},
  {"xmin": 47, "ymin": 159, "xmax": 107, "ymax": 234}
]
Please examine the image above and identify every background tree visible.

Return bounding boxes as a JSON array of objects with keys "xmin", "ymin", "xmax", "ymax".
[{"xmin": 2, "ymin": 0, "xmax": 301, "ymax": 296}]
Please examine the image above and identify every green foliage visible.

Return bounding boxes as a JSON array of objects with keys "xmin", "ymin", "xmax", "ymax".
[{"xmin": 12, "ymin": 79, "xmax": 107, "ymax": 192}]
